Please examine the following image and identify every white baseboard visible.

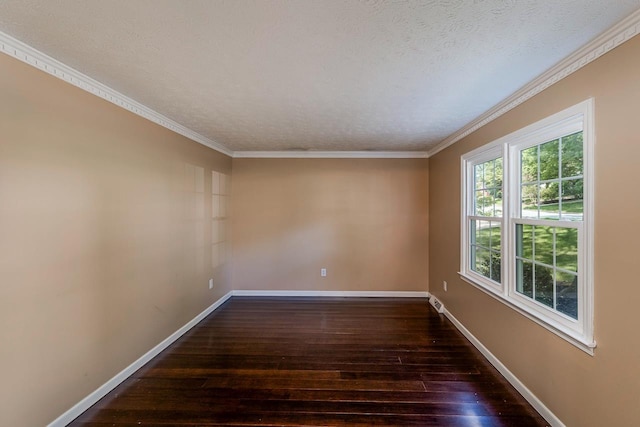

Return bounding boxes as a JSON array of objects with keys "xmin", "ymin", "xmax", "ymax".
[
  {"xmin": 443, "ymin": 305, "xmax": 565, "ymax": 427},
  {"xmin": 231, "ymin": 290, "xmax": 430, "ymax": 298},
  {"xmin": 48, "ymin": 291, "xmax": 234, "ymax": 427}
]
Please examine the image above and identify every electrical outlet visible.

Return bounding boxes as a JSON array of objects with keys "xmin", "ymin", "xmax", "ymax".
[
  {"xmin": 209, "ymin": 278, "xmax": 214, "ymax": 289},
  {"xmin": 443, "ymin": 281, "xmax": 448, "ymax": 292},
  {"xmin": 320, "ymin": 268, "xmax": 327, "ymax": 277}
]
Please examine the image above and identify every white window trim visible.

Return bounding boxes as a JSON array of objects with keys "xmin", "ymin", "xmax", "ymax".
[{"xmin": 459, "ymin": 99, "xmax": 595, "ymax": 355}]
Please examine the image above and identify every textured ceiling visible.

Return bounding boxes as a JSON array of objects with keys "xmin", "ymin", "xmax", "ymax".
[{"xmin": 1, "ymin": 1, "xmax": 639, "ymax": 153}]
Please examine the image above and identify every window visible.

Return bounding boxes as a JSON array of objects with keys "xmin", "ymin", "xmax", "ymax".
[
  {"xmin": 469, "ymin": 154, "xmax": 503, "ymax": 285},
  {"xmin": 460, "ymin": 100, "xmax": 594, "ymax": 354}
]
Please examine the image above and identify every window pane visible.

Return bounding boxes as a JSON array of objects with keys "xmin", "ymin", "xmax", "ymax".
[
  {"xmin": 483, "ymin": 190, "xmax": 495, "ymax": 217},
  {"xmin": 539, "ymin": 139, "xmax": 560, "ymax": 181},
  {"xmin": 474, "ymin": 158, "xmax": 503, "ymax": 217},
  {"xmin": 516, "ymin": 224, "xmax": 534, "ymax": 259},
  {"xmin": 490, "ymin": 251, "xmax": 501, "ymax": 283},
  {"xmin": 539, "ymin": 182, "xmax": 560, "ymax": 220},
  {"xmin": 485, "ymin": 189, "xmax": 502, "ymax": 217},
  {"xmin": 556, "ymin": 270, "xmax": 578, "ymax": 319},
  {"xmin": 521, "ymin": 146, "xmax": 538, "ymax": 183},
  {"xmin": 534, "ymin": 264, "xmax": 554, "ymax": 308},
  {"xmin": 556, "ymin": 227, "xmax": 578, "ymax": 272},
  {"xmin": 470, "ymin": 244, "xmax": 476, "ymax": 269},
  {"xmin": 561, "ymin": 132, "xmax": 583, "ymax": 178},
  {"xmin": 484, "ymin": 159, "xmax": 497, "ymax": 188},
  {"xmin": 494, "ymin": 158, "xmax": 503, "ymax": 188},
  {"xmin": 474, "ymin": 189, "xmax": 485, "ymax": 216},
  {"xmin": 490, "ymin": 223, "xmax": 501, "ymax": 251},
  {"xmin": 482, "ymin": 158, "xmax": 503, "ymax": 189},
  {"xmin": 470, "ymin": 220, "xmax": 477, "ymax": 245},
  {"xmin": 521, "ymin": 184, "xmax": 538, "ymax": 218},
  {"xmin": 560, "ymin": 201, "xmax": 584, "ymax": 221},
  {"xmin": 516, "ymin": 259, "xmax": 533, "ymax": 298},
  {"xmin": 473, "ymin": 247, "xmax": 490, "ymax": 277},
  {"xmin": 494, "ymin": 189, "xmax": 504, "ymax": 217},
  {"xmin": 561, "ymin": 179, "xmax": 583, "ymax": 221},
  {"xmin": 475, "ymin": 163, "xmax": 484, "ymax": 189},
  {"xmin": 476, "ymin": 220, "xmax": 490, "ymax": 247},
  {"xmin": 534, "ymin": 226, "xmax": 554, "ymax": 266}
]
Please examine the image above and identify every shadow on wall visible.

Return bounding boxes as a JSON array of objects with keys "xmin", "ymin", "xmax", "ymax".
[
  {"xmin": 182, "ymin": 165, "xmax": 231, "ymax": 280},
  {"xmin": 211, "ymin": 170, "xmax": 230, "ymax": 270}
]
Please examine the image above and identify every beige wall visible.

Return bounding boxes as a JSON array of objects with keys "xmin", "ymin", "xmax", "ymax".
[
  {"xmin": 231, "ymin": 158, "xmax": 429, "ymax": 292},
  {"xmin": 429, "ymin": 35, "xmax": 640, "ymax": 426},
  {"xmin": 0, "ymin": 54, "xmax": 232, "ymax": 425}
]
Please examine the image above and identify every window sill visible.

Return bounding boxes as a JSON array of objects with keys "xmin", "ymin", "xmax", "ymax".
[{"xmin": 458, "ymin": 272, "xmax": 596, "ymax": 355}]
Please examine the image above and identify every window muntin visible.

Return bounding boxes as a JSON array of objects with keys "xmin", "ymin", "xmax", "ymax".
[
  {"xmin": 512, "ymin": 130, "xmax": 584, "ymax": 321},
  {"xmin": 520, "ymin": 132, "xmax": 584, "ymax": 221},
  {"xmin": 474, "ymin": 158, "xmax": 503, "ymax": 217},
  {"xmin": 466, "ymin": 156, "xmax": 503, "ymax": 286},
  {"xmin": 515, "ymin": 223, "xmax": 578, "ymax": 319},
  {"xmin": 470, "ymin": 220, "xmax": 502, "ymax": 283},
  {"xmin": 460, "ymin": 100, "xmax": 594, "ymax": 353}
]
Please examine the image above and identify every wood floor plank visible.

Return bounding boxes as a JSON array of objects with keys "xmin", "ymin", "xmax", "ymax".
[{"xmin": 70, "ymin": 297, "xmax": 548, "ymax": 426}]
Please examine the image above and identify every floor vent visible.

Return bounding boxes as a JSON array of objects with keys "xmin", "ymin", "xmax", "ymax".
[{"xmin": 429, "ymin": 295, "xmax": 445, "ymax": 313}]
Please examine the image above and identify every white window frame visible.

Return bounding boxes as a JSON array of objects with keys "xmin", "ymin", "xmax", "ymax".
[
  {"xmin": 460, "ymin": 99, "xmax": 595, "ymax": 354},
  {"xmin": 461, "ymin": 147, "xmax": 505, "ymax": 295}
]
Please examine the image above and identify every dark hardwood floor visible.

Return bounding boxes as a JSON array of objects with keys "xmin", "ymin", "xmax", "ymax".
[{"xmin": 70, "ymin": 297, "xmax": 548, "ymax": 426}]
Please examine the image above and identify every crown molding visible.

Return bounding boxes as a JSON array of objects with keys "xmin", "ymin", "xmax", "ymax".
[
  {"xmin": 427, "ymin": 7, "xmax": 640, "ymax": 157},
  {"xmin": 0, "ymin": 31, "xmax": 234, "ymax": 157},
  {"xmin": 0, "ymin": 30, "xmax": 428, "ymax": 160},
  {"xmin": 233, "ymin": 150, "xmax": 429, "ymax": 159}
]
